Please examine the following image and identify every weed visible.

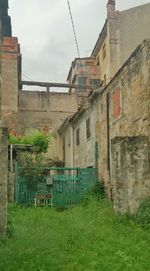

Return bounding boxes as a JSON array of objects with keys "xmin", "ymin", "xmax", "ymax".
[
  {"xmin": 0, "ymin": 199, "xmax": 149, "ymax": 271},
  {"xmin": 133, "ymin": 198, "xmax": 150, "ymax": 228}
]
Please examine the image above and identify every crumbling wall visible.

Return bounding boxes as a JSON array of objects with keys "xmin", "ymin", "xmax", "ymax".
[
  {"xmin": 111, "ymin": 136, "xmax": 150, "ymax": 213},
  {"xmin": 96, "ymin": 40, "xmax": 150, "ymax": 211}
]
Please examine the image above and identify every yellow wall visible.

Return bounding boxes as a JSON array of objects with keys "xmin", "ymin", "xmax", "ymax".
[{"xmin": 94, "ymin": 36, "xmax": 110, "ymax": 85}]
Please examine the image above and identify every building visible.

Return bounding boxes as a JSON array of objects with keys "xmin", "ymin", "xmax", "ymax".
[
  {"xmin": 58, "ymin": 97, "xmax": 99, "ymax": 168},
  {"xmin": 67, "ymin": 1, "xmax": 150, "ymax": 89},
  {"xmin": 92, "ymin": 0, "xmax": 150, "ymax": 84},
  {"xmin": 58, "ymin": 0, "xmax": 150, "ymax": 213},
  {"xmin": 1, "ymin": 0, "xmax": 150, "ymax": 214},
  {"xmin": 59, "ymin": 39, "xmax": 150, "ymax": 213}
]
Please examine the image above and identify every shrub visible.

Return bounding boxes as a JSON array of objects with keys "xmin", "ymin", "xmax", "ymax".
[
  {"xmin": 91, "ymin": 180, "xmax": 105, "ymax": 199},
  {"xmin": 134, "ymin": 198, "xmax": 150, "ymax": 228},
  {"xmin": 19, "ymin": 152, "xmax": 43, "ymax": 191},
  {"xmin": 82, "ymin": 181, "xmax": 105, "ymax": 206},
  {"xmin": 8, "ymin": 128, "xmax": 54, "ymax": 153}
]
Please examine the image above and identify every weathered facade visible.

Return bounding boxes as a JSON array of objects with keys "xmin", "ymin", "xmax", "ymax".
[
  {"xmin": 58, "ymin": 99, "xmax": 99, "ymax": 168},
  {"xmin": 67, "ymin": 57, "xmax": 101, "ymax": 102},
  {"xmin": 96, "ymin": 40, "xmax": 150, "ymax": 213},
  {"xmin": 1, "ymin": 0, "xmax": 150, "ymax": 215},
  {"xmin": 91, "ymin": 0, "xmax": 150, "ymax": 84},
  {"xmin": 59, "ymin": 39, "xmax": 150, "ymax": 213},
  {"xmin": 0, "ymin": 37, "xmax": 80, "ymax": 161}
]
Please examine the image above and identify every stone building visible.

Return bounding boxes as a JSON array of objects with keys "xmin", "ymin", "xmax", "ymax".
[
  {"xmin": 0, "ymin": 31, "xmax": 81, "ymax": 162},
  {"xmin": 91, "ymin": 0, "xmax": 150, "ymax": 84},
  {"xmin": 96, "ymin": 40, "xmax": 150, "ymax": 213},
  {"xmin": 59, "ymin": 39, "xmax": 150, "ymax": 213},
  {"xmin": 67, "ymin": 0, "xmax": 150, "ymax": 89},
  {"xmin": 57, "ymin": 0, "xmax": 150, "ymax": 213},
  {"xmin": 58, "ymin": 97, "xmax": 99, "ymax": 168},
  {"xmin": 67, "ymin": 57, "xmax": 102, "ymax": 104},
  {"xmin": 0, "ymin": 0, "xmax": 150, "ymax": 215}
]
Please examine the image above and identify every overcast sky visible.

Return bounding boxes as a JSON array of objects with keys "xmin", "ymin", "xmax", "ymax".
[{"xmin": 9, "ymin": 0, "xmax": 150, "ymax": 84}]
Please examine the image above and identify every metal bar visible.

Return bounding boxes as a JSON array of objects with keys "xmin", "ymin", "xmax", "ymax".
[{"xmin": 21, "ymin": 80, "xmax": 92, "ymax": 90}]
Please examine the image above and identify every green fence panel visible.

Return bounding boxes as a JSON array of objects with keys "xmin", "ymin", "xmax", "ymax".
[{"xmin": 15, "ymin": 165, "xmax": 99, "ymax": 207}]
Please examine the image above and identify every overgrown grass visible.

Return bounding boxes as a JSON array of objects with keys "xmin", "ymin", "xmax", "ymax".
[{"xmin": 0, "ymin": 199, "xmax": 150, "ymax": 271}]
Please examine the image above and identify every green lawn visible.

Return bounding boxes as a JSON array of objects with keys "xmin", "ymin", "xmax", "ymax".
[{"xmin": 0, "ymin": 198, "xmax": 150, "ymax": 271}]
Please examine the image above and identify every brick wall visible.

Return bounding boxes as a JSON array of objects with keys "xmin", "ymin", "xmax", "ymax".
[{"xmin": 1, "ymin": 37, "xmax": 20, "ymax": 113}]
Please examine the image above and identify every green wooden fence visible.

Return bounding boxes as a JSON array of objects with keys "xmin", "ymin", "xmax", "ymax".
[{"xmin": 15, "ymin": 165, "xmax": 99, "ymax": 207}]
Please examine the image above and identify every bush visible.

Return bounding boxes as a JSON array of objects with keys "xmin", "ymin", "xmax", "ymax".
[
  {"xmin": 18, "ymin": 152, "xmax": 43, "ymax": 191},
  {"xmin": 82, "ymin": 181, "xmax": 105, "ymax": 206},
  {"xmin": 8, "ymin": 128, "xmax": 54, "ymax": 153},
  {"xmin": 91, "ymin": 181, "xmax": 105, "ymax": 199},
  {"xmin": 134, "ymin": 198, "xmax": 150, "ymax": 228}
]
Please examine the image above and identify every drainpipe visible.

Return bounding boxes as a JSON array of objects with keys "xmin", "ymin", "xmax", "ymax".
[
  {"xmin": 106, "ymin": 92, "xmax": 110, "ymax": 171},
  {"xmin": 72, "ymin": 125, "xmax": 75, "ymax": 168},
  {"xmin": 106, "ymin": 92, "xmax": 113, "ymax": 200}
]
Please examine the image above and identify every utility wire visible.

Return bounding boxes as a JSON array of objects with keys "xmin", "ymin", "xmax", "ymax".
[
  {"xmin": 67, "ymin": 0, "xmax": 80, "ymax": 58},
  {"xmin": 22, "ymin": 73, "xmax": 34, "ymax": 81}
]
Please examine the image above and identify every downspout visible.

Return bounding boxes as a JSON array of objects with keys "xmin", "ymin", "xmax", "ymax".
[
  {"xmin": 106, "ymin": 92, "xmax": 110, "ymax": 172},
  {"xmin": 106, "ymin": 92, "xmax": 113, "ymax": 200},
  {"xmin": 72, "ymin": 125, "xmax": 75, "ymax": 168}
]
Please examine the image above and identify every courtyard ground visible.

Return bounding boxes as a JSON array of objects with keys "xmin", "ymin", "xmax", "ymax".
[{"xmin": 0, "ymin": 198, "xmax": 150, "ymax": 271}]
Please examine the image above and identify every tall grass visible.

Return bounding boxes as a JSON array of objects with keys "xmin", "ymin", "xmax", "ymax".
[{"xmin": 0, "ymin": 198, "xmax": 150, "ymax": 271}]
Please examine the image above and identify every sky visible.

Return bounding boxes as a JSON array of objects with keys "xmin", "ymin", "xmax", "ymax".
[{"xmin": 9, "ymin": 0, "xmax": 150, "ymax": 85}]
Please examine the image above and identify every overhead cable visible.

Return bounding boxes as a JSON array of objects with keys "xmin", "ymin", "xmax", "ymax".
[{"xmin": 67, "ymin": 0, "xmax": 81, "ymax": 58}]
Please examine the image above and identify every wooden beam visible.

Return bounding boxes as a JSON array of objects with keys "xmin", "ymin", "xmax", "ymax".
[{"xmin": 21, "ymin": 80, "xmax": 92, "ymax": 90}]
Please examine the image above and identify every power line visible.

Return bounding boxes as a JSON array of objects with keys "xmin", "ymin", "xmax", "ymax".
[
  {"xmin": 67, "ymin": 0, "xmax": 80, "ymax": 58},
  {"xmin": 22, "ymin": 73, "xmax": 34, "ymax": 81}
]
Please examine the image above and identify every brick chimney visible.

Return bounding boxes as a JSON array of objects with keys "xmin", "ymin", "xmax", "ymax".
[{"xmin": 107, "ymin": 0, "xmax": 116, "ymax": 18}]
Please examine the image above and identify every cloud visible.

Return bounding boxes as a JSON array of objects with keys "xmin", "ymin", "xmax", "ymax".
[{"xmin": 9, "ymin": 0, "xmax": 149, "ymax": 83}]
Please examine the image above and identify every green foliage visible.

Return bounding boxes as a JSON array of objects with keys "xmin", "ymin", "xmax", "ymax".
[
  {"xmin": 19, "ymin": 152, "xmax": 43, "ymax": 191},
  {"xmin": 8, "ymin": 129, "xmax": 53, "ymax": 153},
  {"xmin": 0, "ymin": 199, "xmax": 150, "ymax": 271},
  {"xmin": 91, "ymin": 180, "xmax": 105, "ymax": 199},
  {"xmin": 133, "ymin": 198, "xmax": 150, "ymax": 228},
  {"xmin": 82, "ymin": 181, "xmax": 105, "ymax": 205}
]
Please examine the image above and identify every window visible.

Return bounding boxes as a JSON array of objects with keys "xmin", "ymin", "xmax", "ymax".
[
  {"xmin": 102, "ymin": 43, "xmax": 106, "ymax": 59},
  {"xmin": 76, "ymin": 128, "xmax": 80, "ymax": 145},
  {"xmin": 86, "ymin": 118, "xmax": 91, "ymax": 139},
  {"xmin": 78, "ymin": 76, "xmax": 87, "ymax": 86},
  {"xmin": 96, "ymin": 56, "xmax": 100, "ymax": 66}
]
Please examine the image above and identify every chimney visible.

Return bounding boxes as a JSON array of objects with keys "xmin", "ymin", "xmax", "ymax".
[{"xmin": 107, "ymin": 0, "xmax": 116, "ymax": 18}]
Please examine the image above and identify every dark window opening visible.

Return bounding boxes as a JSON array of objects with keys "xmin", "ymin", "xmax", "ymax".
[
  {"xmin": 86, "ymin": 118, "xmax": 91, "ymax": 139},
  {"xmin": 102, "ymin": 43, "xmax": 106, "ymax": 59},
  {"xmin": 76, "ymin": 128, "xmax": 80, "ymax": 145}
]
